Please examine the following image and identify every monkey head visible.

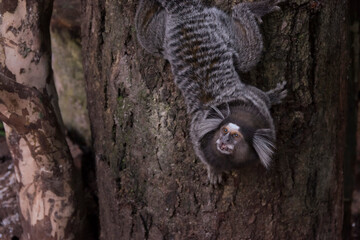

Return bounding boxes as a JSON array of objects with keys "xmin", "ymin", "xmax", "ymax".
[{"xmin": 198, "ymin": 102, "xmax": 275, "ymax": 171}]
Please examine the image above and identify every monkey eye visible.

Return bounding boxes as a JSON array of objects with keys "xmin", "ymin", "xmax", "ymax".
[
  {"xmin": 222, "ymin": 127, "xmax": 228, "ymax": 133},
  {"xmin": 233, "ymin": 133, "xmax": 240, "ymax": 138}
]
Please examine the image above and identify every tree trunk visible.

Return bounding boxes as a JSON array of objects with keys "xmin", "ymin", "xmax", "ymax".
[
  {"xmin": 81, "ymin": 0, "xmax": 351, "ymax": 239},
  {"xmin": 51, "ymin": 0, "xmax": 92, "ymax": 145},
  {"xmin": 0, "ymin": 0, "xmax": 85, "ymax": 239}
]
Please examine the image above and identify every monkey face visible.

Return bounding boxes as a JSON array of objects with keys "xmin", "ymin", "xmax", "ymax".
[
  {"xmin": 200, "ymin": 105, "xmax": 275, "ymax": 169},
  {"xmin": 215, "ymin": 123, "xmax": 243, "ymax": 155}
]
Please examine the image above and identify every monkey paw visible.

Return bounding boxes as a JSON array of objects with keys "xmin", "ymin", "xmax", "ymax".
[
  {"xmin": 207, "ymin": 166, "xmax": 223, "ymax": 185},
  {"xmin": 268, "ymin": 0, "xmax": 287, "ymax": 13},
  {"xmin": 254, "ymin": 0, "xmax": 286, "ymax": 23},
  {"xmin": 267, "ymin": 81, "xmax": 287, "ymax": 105}
]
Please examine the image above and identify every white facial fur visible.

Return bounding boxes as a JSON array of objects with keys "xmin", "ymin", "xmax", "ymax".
[{"xmin": 227, "ymin": 123, "xmax": 240, "ymax": 132}]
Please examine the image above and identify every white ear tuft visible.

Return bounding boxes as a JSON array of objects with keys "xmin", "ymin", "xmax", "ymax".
[
  {"xmin": 253, "ymin": 129, "xmax": 275, "ymax": 168},
  {"xmin": 196, "ymin": 105, "xmax": 229, "ymax": 140},
  {"xmin": 210, "ymin": 105, "xmax": 225, "ymax": 119},
  {"xmin": 196, "ymin": 118, "xmax": 223, "ymax": 139}
]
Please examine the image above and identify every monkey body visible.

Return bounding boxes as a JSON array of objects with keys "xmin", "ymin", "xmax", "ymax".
[
  {"xmin": 136, "ymin": 0, "xmax": 287, "ymax": 184},
  {"xmin": 138, "ymin": 0, "xmax": 265, "ymax": 113}
]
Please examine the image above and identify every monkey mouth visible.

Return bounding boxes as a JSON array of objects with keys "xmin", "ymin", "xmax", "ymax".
[{"xmin": 217, "ymin": 143, "xmax": 233, "ymax": 155}]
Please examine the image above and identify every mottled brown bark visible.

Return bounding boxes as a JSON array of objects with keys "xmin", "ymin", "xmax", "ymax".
[
  {"xmin": 0, "ymin": 0, "xmax": 86, "ymax": 239},
  {"xmin": 0, "ymin": 73, "xmax": 84, "ymax": 240},
  {"xmin": 82, "ymin": 0, "xmax": 351, "ymax": 239}
]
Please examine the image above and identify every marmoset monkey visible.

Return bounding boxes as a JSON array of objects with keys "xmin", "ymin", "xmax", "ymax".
[{"xmin": 135, "ymin": 0, "xmax": 287, "ymax": 184}]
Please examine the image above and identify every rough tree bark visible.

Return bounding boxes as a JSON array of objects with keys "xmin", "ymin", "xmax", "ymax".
[
  {"xmin": 82, "ymin": 0, "xmax": 351, "ymax": 239},
  {"xmin": 0, "ymin": 0, "xmax": 85, "ymax": 239}
]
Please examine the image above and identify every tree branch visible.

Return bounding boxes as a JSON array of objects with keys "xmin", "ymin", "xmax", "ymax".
[{"xmin": 0, "ymin": 73, "xmax": 57, "ymax": 134}]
